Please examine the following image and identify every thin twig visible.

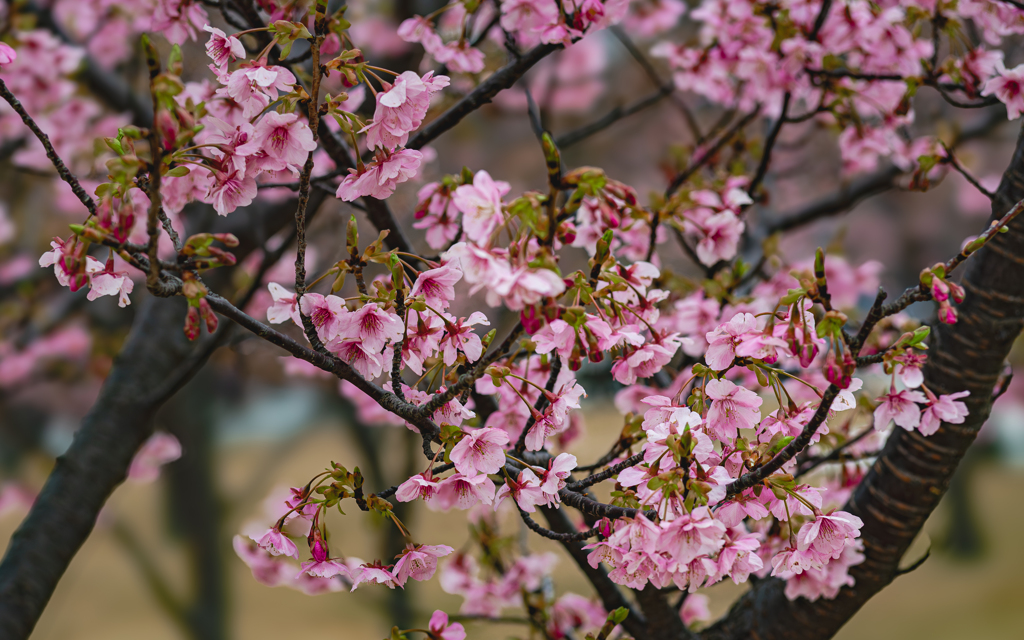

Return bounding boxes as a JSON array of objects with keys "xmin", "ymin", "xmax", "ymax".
[{"xmin": 0, "ymin": 79, "xmax": 97, "ymax": 217}]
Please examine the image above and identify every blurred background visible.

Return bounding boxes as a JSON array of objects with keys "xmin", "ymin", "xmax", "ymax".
[{"xmin": 3, "ymin": 1, "xmax": 1024, "ymax": 638}]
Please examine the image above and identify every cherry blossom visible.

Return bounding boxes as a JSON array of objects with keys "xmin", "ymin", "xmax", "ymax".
[
  {"xmin": 919, "ymin": 390, "xmax": 970, "ymax": 436},
  {"xmin": 705, "ymin": 378, "xmax": 763, "ymax": 443},
  {"xmin": 335, "ymin": 302, "xmax": 404, "ymax": 353},
  {"xmin": 363, "ymin": 71, "xmax": 450, "ymax": 150},
  {"xmin": 0, "ymin": 42, "xmax": 17, "ymax": 66},
  {"xmin": 450, "ymin": 427, "xmax": 510, "ymax": 477},
  {"xmin": 796, "ymin": 511, "xmax": 864, "ymax": 562},
  {"xmin": 705, "ymin": 313, "xmax": 757, "ymax": 370},
  {"xmin": 252, "ymin": 528, "xmax": 300, "ymax": 559},
  {"xmin": 393, "ymin": 544, "xmax": 454, "ymax": 586},
  {"xmin": 203, "ymin": 24, "xmax": 245, "ymax": 69},
  {"xmin": 438, "ymin": 312, "xmax": 490, "ymax": 366},
  {"xmin": 298, "ymin": 293, "xmax": 348, "ymax": 342},
  {"xmin": 395, "ymin": 472, "xmax": 440, "ymax": 503},
  {"xmin": 983, "ymin": 62, "xmax": 1024, "ymax": 120},
  {"xmin": 873, "ymin": 386, "xmax": 926, "ymax": 431},
  {"xmin": 236, "ymin": 111, "xmax": 317, "ymax": 172},
  {"xmin": 336, "ymin": 148, "xmax": 424, "ymax": 201},
  {"xmin": 431, "ymin": 473, "xmax": 496, "ymax": 510},
  {"xmin": 350, "ymin": 563, "xmax": 399, "ymax": 590},
  {"xmin": 410, "ymin": 262, "xmax": 463, "ymax": 310},
  {"xmin": 428, "ymin": 610, "xmax": 467, "ymax": 640},
  {"xmin": 494, "ymin": 468, "xmax": 546, "ymax": 512},
  {"xmin": 266, "ymin": 283, "xmax": 300, "ymax": 324},
  {"xmin": 453, "ymin": 170, "xmax": 511, "ymax": 244},
  {"xmin": 207, "ymin": 170, "xmax": 257, "ymax": 216},
  {"xmin": 300, "ymin": 533, "xmax": 350, "ymax": 579},
  {"xmin": 127, "ymin": 432, "xmax": 183, "ymax": 482}
]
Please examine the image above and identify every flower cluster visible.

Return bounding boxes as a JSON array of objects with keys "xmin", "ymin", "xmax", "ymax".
[{"xmin": 6, "ymin": 1, "xmax": 1012, "ymax": 635}]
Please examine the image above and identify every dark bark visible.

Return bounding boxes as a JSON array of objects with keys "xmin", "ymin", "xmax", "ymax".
[
  {"xmin": 701, "ymin": 123, "xmax": 1024, "ymax": 640},
  {"xmin": 0, "ymin": 295, "xmax": 191, "ymax": 639},
  {"xmin": 163, "ymin": 371, "xmax": 228, "ymax": 640}
]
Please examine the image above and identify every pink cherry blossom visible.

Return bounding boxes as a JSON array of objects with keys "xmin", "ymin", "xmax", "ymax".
[
  {"xmin": 436, "ymin": 41, "xmax": 486, "ymax": 73},
  {"xmin": 796, "ymin": 511, "xmax": 864, "ymax": 562},
  {"xmin": 450, "ymin": 427, "xmax": 510, "ymax": 477},
  {"xmin": 350, "ymin": 563, "xmax": 399, "ymax": 590},
  {"xmin": 782, "ymin": 542, "xmax": 865, "ymax": 602},
  {"xmin": 873, "ymin": 386, "xmax": 926, "ymax": 431},
  {"xmin": 363, "ymin": 71, "xmax": 450, "ymax": 150},
  {"xmin": 490, "ymin": 266, "xmax": 566, "ymax": 311},
  {"xmin": 222, "ymin": 63, "xmax": 297, "ymax": 118},
  {"xmin": 151, "ymin": 0, "xmax": 209, "ymax": 45},
  {"xmin": 705, "ymin": 313, "xmax": 757, "ymax": 370},
  {"xmin": 251, "ymin": 528, "xmax": 299, "ymax": 559},
  {"xmin": 87, "ymin": 267, "xmax": 135, "ymax": 308},
  {"xmin": 610, "ymin": 334, "xmax": 684, "ymax": 385},
  {"xmin": 641, "ymin": 394, "xmax": 706, "ymax": 460},
  {"xmin": 662, "ymin": 506, "xmax": 727, "ymax": 561},
  {"xmin": 438, "ymin": 311, "xmax": 490, "ymax": 366},
  {"xmin": 429, "ymin": 610, "xmax": 467, "ymax": 640},
  {"xmin": 398, "ymin": 17, "xmax": 446, "ymax": 53},
  {"xmin": 236, "ymin": 111, "xmax": 316, "ymax": 172},
  {"xmin": 539, "ymin": 452, "xmax": 577, "ymax": 496},
  {"xmin": 203, "ymin": 24, "xmax": 245, "ymax": 68},
  {"xmin": 494, "ymin": 468, "xmax": 546, "ymax": 512},
  {"xmin": 299, "ymin": 536, "xmax": 350, "ymax": 579},
  {"xmin": 128, "ymin": 432, "xmax": 183, "ymax": 482},
  {"xmin": 327, "ymin": 337, "xmax": 385, "ymax": 379},
  {"xmin": 395, "ymin": 472, "xmax": 440, "ymax": 502},
  {"xmin": 410, "ymin": 262, "xmax": 463, "ymax": 310},
  {"xmin": 431, "ymin": 473, "xmax": 496, "ymax": 510},
  {"xmin": 335, "ymin": 302, "xmax": 404, "ymax": 353},
  {"xmin": 705, "ymin": 378, "xmax": 762, "ymax": 444},
  {"xmin": 692, "ymin": 211, "xmax": 745, "ymax": 266},
  {"xmin": 266, "ymin": 283, "xmax": 300, "ymax": 324},
  {"xmin": 983, "ymin": 62, "xmax": 1024, "ymax": 120},
  {"xmin": 0, "ymin": 42, "xmax": 17, "ymax": 66},
  {"xmin": 298, "ymin": 293, "xmax": 348, "ymax": 342},
  {"xmin": 524, "ymin": 381, "xmax": 587, "ymax": 451},
  {"xmin": 919, "ymin": 390, "xmax": 970, "ymax": 436},
  {"xmin": 453, "ymin": 170, "xmax": 511, "ymax": 244},
  {"xmin": 233, "ymin": 536, "xmax": 295, "ymax": 587},
  {"xmin": 336, "ymin": 148, "xmax": 424, "ymax": 201},
  {"xmin": 393, "ymin": 544, "xmax": 454, "ymax": 586},
  {"xmin": 206, "ymin": 170, "xmax": 257, "ymax": 216}
]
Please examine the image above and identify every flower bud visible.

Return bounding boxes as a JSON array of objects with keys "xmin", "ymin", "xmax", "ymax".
[
  {"xmin": 199, "ymin": 298, "xmax": 218, "ymax": 333},
  {"xmin": 184, "ymin": 305, "xmax": 201, "ymax": 341}
]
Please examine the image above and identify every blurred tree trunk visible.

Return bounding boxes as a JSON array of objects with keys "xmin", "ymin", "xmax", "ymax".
[{"xmin": 163, "ymin": 369, "xmax": 228, "ymax": 640}]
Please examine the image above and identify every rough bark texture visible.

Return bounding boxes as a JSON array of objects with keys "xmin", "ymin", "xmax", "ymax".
[{"xmin": 700, "ymin": 124, "xmax": 1024, "ymax": 640}]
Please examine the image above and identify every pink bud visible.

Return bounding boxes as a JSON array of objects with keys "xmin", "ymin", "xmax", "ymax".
[
  {"xmin": 520, "ymin": 306, "xmax": 543, "ymax": 334},
  {"xmin": 948, "ymin": 281, "xmax": 965, "ymax": 304},
  {"xmin": 939, "ymin": 303, "xmax": 958, "ymax": 324},
  {"xmin": 184, "ymin": 306, "xmax": 201, "ymax": 340},
  {"xmin": 823, "ymin": 351, "xmax": 851, "ymax": 389},
  {"xmin": 199, "ymin": 298, "xmax": 218, "ymax": 333},
  {"xmin": 799, "ymin": 342, "xmax": 818, "ymax": 368},
  {"xmin": 155, "ymin": 110, "xmax": 179, "ymax": 151},
  {"xmin": 931, "ymin": 278, "xmax": 949, "ymax": 302}
]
